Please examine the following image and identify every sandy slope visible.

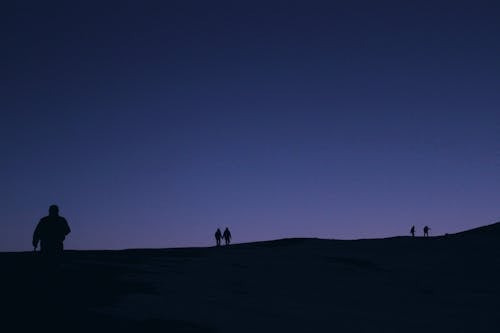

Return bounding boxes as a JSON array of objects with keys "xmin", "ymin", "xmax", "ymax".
[{"xmin": 2, "ymin": 223, "xmax": 500, "ymax": 332}]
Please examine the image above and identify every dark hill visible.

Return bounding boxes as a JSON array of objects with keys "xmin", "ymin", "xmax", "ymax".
[
  {"xmin": 450, "ymin": 220, "xmax": 500, "ymax": 239},
  {"xmin": 1, "ymin": 222, "xmax": 500, "ymax": 332}
]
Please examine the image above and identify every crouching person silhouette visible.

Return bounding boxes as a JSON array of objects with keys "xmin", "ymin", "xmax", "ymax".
[{"xmin": 33, "ymin": 205, "xmax": 71, "ymax": 258}]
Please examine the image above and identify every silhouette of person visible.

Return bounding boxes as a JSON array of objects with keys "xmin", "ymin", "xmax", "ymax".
[
  {"xmin": 410, "ymin": 225, "xmax": 415, "ymax": 237},
  {"xmin": 222, "ymin": 227, "xmax": 231, "ymax": 246},
  {"xmin": 215, "ymin": 228, "xmax": 222, "ymax": 246},
  {"xmin": 32, "ymin": 205, "xmax": 71, "ymax": 256},
  {"xmin": 423, "ymin": 225, "xmax": 430, "ymax": 237}
]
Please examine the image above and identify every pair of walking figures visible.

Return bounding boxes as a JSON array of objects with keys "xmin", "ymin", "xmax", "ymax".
[
  {"xmin": 410, "ymin": 225, "xmax": 431, "ymax": 237},
  {"xmin": 215, "ymin": 227, "xmax": 231, "ymax": 246}
]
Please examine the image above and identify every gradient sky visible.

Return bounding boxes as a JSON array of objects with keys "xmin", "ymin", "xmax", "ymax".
[{"xmin": 1, "ymin": 1, "xmax": 499, "ymax": 251}]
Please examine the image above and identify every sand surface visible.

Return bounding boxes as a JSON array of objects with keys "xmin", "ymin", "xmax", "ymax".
[{"xmin": 2, "ymin": 223, "xmax": 500, "ymax": 332}]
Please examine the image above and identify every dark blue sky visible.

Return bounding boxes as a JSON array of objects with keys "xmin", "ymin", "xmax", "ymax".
[{"xmin": 1, "ymin": 1, "xmax": 499, "ymax": 251}]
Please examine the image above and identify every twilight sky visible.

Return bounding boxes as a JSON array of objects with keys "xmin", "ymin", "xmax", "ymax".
[{"xmin": 1, "ymin": 0, "xmax": 499, "ymax": 251}]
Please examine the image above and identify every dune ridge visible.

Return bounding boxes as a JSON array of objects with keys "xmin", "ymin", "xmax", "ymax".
[{"xmin": 2, "ymin": 221, "xmax": 499, "ymax": 332}]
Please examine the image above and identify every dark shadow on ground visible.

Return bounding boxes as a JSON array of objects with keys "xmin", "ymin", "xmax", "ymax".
[{"xmin": 1, "ymin": 251, "xmax": 214, "ymax": 332}]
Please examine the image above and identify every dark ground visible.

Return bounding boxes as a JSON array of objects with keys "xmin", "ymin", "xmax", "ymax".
[
  {"xmin": 2, "ymin": 222, "xmax": 500, "ymax": 332},
  {"xmin": 2, "ymin": 249, "xmax": 214, "ymax": 332}
]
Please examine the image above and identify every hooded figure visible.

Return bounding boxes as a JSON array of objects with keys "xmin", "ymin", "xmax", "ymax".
[
  {"xmin": 33, "ymin": 205, "xmax": 71, "ymax": 255},
  {"xmin": 222, "ymin": 227, "xmax": 231, "ymax": 246},
  {"xmin": 215, "ymin": 228, "xmax": 222, "ymax": 246}
]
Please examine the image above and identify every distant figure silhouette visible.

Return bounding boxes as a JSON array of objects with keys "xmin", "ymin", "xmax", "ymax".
[
  {"xmin": 222, "ymin": 227, "xmax": 231, "ymax": 246},
  {"xmin": 410, "ymin": 225, "xmax": 415, "ymax": 237},
  {"xmin": 32, "ymin": 205, "xmax": 71, "ymax": 256},
  {"xmin": 215, "ymin": 228, "xmax": 222, "ymax": 246},
  {"xmin": 423, "ymin": 225, "xmax": 430, "ymax": 237}
]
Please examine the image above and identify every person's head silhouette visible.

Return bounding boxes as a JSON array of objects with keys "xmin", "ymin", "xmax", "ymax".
[{"xmin": 49, "ymin": 205, "xmax": 59, "ymax": 216}]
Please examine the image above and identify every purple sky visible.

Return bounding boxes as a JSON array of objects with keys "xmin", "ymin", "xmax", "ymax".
[{"xmin": 1, "ymin": 1, "xmax": 499, "ymax": 251}]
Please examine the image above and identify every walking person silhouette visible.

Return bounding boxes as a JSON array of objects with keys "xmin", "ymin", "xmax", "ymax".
[
  {"xmin": 215, "ymin": 228, "xmax": 222, "ymax": 246},
  {"xmin": 33, "ymin": 205, "xmax": 71, "ymax": 257},
  {"xmin": 423, "ymin": 225, "xmax": 430, "ymax": 237},
  {"xmin": 222, "ymin": 227, "xmax": 231, "ymax": 246},
  {"xmin": 410, "ymin": 225, "xmax": 415, "ymax": 237}
]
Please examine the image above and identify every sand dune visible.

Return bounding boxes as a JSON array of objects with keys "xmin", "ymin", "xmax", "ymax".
[{"xmin": 2, "ymin": 223, "xmax": 500, "ymax": 332}]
